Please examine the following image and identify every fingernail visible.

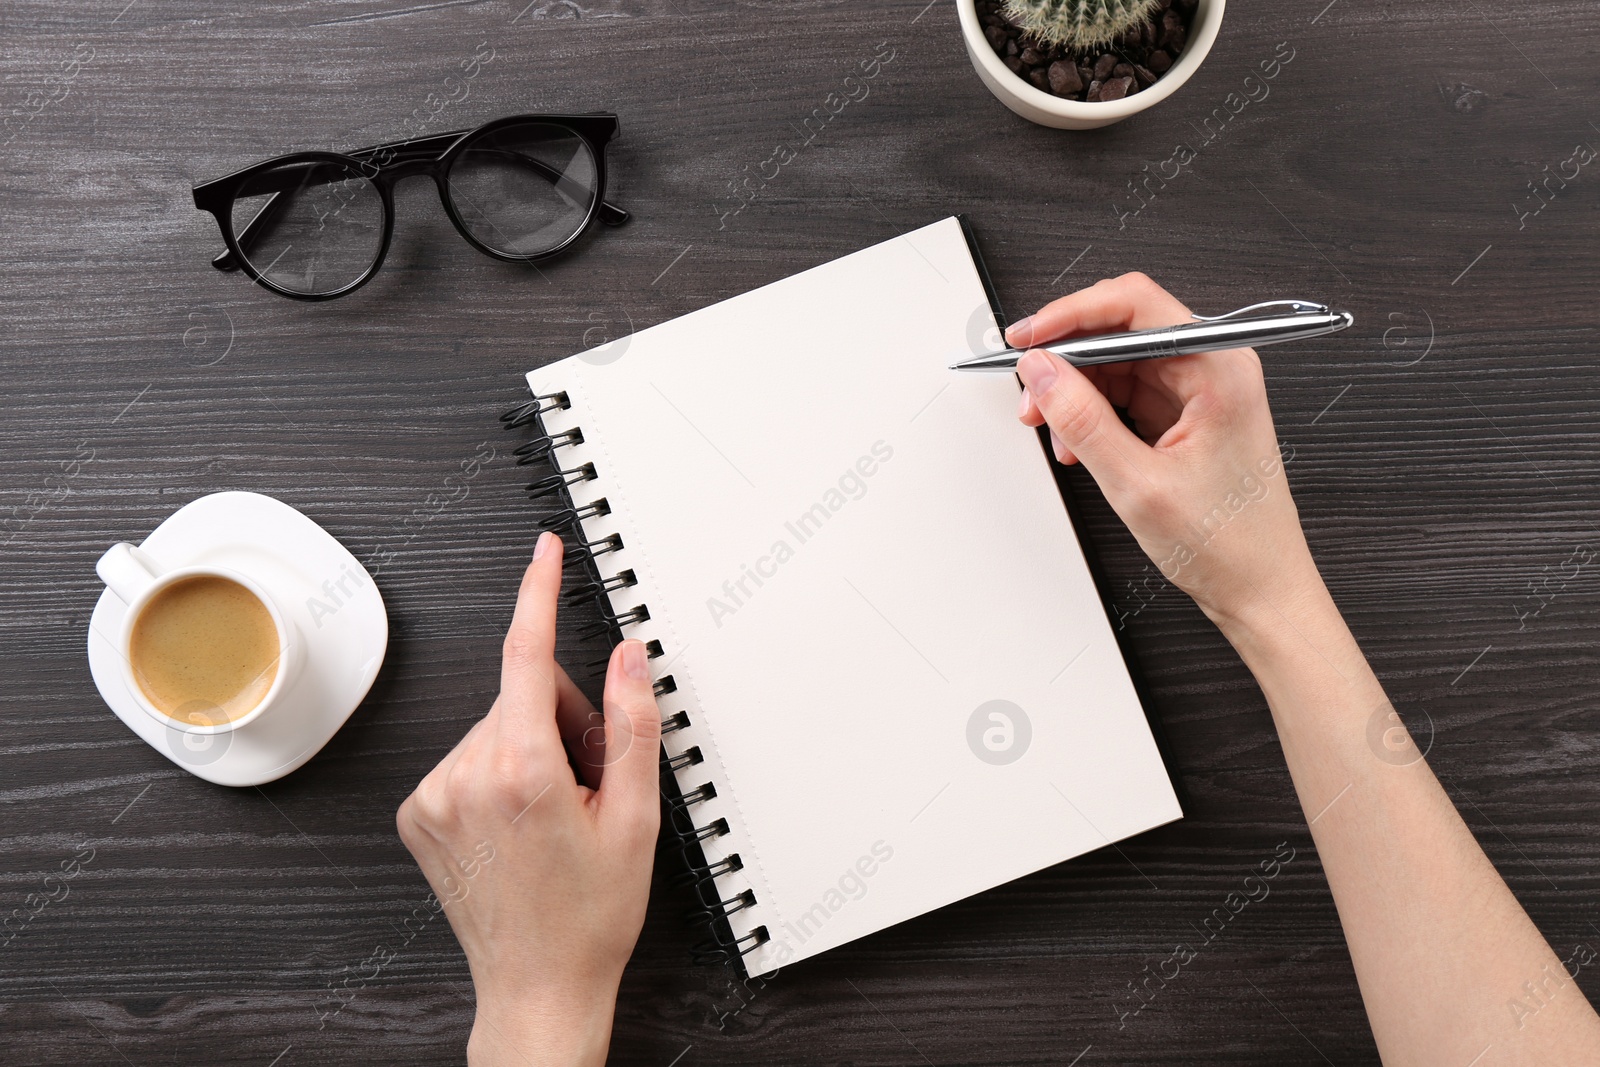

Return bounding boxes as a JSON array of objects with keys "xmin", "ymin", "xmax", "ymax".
[
  {"xmin": 621, "ymin": 639, "xmax": 649, "ymax": 681},
  {"xmin": 533, "ymin": 531, "xmax": 554, "ymax": 560},
  {"xmin": 1004, "ymin": 315, "xmax": 1033, "ymax": 346},
  {"xmin": 1016, "ymin": 388, "xmax": 1031, "ymax": 419},
  {"xmin": 1050, "ymin": 429, "xmax": 1066, "ymax": 458},
  {"xmin": 1016, "ymin": 350, "xmax": 1057, "ymax": 397}
]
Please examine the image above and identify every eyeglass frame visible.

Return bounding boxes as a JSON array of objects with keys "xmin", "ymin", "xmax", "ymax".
[{"xmin": 191, "ymin": 112, "xmax": 631, "ymax": 301}]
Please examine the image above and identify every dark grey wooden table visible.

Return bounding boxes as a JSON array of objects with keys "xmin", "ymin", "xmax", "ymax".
[{"xmin": 4, "ymin": 1, "xmax": 1599, "ymax": 1063}]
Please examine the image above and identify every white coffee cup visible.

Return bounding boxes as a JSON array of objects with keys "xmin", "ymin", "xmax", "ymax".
[{"xmin": 96, "ymin": 542, "xmax": 301, "ymax": 734}]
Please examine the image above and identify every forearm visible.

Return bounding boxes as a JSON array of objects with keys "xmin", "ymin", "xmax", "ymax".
[
  {"xmin": 1008, "ymin": 273, "xmax": 1600, "ymax": 1060},
  {"xmin": 1217, "ymin": 572, "xmax": 1600, "ymax": 1065}
]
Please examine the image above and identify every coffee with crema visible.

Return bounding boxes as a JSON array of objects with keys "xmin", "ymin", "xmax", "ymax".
[{"xmin": 128, "ymin": 575, "xmax": 281, "ymax": 725}]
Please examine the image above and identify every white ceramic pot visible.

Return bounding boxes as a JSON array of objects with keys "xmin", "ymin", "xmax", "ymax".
[{"xmin": 958, "ymin": 0, "xmax": 1226, "ymax": 129}]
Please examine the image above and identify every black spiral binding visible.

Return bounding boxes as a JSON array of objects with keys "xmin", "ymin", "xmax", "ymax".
[{"xmin": 504, "ymin": 391, "xmax": 770, "ymax": 973}]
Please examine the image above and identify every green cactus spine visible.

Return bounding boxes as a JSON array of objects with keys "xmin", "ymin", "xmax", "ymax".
[{"xmin": 1003, "ymin": 0, "xmax": 1160, "ymax": 51}]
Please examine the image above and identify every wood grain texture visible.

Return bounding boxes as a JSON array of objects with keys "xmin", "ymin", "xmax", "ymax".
[{"xmin": 3, "ymin": 0, "xmax": 1598, "ymax": 1062}]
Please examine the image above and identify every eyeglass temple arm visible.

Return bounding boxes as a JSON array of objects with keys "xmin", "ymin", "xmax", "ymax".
[
  {"xmin": 212, "ymin": 191, "xmax": 290, "ymax": 272},
  {"xmin": 461, "ymin": 147, "xmax": 630, "ymax": 227},
  {"xmin": 213, "ymin": 143, "xmax": 629, "ymax": 271}
]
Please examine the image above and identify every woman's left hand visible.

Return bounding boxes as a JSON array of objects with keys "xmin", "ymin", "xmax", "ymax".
[{"xmin": 396, "ymin": 531, "xmax": 662, "ymax": 1067}]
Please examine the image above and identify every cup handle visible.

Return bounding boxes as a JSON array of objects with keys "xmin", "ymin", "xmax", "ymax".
[{"xmin": 97, "ymin": 543, "xmax": 163, "ymax": 605}]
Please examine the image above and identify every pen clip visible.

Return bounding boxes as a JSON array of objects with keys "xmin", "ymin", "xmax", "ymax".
[{"xmin": 1191, "ymin": 299, "xmax": 1329, "ymax": 322}]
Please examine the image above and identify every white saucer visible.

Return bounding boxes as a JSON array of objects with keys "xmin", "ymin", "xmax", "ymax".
[{"xmin": 87, "ymin": 491, "xmax": 388, "ymax": 787}]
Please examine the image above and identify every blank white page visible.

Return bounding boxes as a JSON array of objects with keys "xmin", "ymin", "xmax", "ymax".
[{"xmin": 526, "ymin": 217, "xmax": 1180, "ymax": 975}]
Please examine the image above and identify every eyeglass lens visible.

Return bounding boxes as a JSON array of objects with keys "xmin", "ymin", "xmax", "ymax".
[
  {"xmin": 445, "ymin": 121, "xmax": 598, "ymax": 258},
  {"xmin": 229, "ymin": 161, "xmax": 385, "ymax": 297}
]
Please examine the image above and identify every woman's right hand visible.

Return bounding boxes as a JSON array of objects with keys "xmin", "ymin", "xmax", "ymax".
[{"xmin": 1009, "ymin": 272, "xmax": 1321, "ymax": 631}]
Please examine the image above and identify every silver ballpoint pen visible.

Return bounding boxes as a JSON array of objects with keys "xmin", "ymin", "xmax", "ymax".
[{"xmin": 949, "ymin": 300, "xmax": 1355, "ymax": 371}]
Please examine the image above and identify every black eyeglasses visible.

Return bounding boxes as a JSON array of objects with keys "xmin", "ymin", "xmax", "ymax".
[{"xmin": 192, "ymin": 113, "xmax": 629, "ymax": 300}]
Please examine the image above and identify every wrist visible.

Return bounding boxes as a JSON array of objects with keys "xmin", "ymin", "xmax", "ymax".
[
  {"xmin": 1203, "ymin": 557, "xmax": 1334, "ymax": 655},
  {"xmin": 1209, "ymin": 571, "xmax": 1380, "ymax": 721},
  {"xmin": 468, "ymin": 980, "xmax": 619, "ymax": 1067}
]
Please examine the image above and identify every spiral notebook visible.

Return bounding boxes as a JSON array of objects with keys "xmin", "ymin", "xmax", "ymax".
[{"xmin": 510, "ymin": 216, "xmax": 1181, "ymax": 976}]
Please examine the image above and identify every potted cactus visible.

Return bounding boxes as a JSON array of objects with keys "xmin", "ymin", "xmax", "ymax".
[
  {"xmin": 958, "ymin": 0, "xmax": 1226, "ymax": 129},
  {"xmin": 1010, "ymin": 0, "xmax": 1161, "ymax": 49}
]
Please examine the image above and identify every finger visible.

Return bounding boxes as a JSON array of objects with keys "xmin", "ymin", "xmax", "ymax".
[
  {"xmin": 1004, "ymin": 272, "xmax": 1192, "ymax": 349},
  {"xmin": 1126, "ymin": 378, "xmax": 1185, "ymax": 441},
  {"xmin": 1017, "ymin": 349, "xmax": 1151, "ymax": 493},
  {"xmin": 1020, "ymin": 391, "xmax": 1076, "ymax": 462},
  {"xmin": 552, "ymin": 662, "xmax": 607, "ymax": 789},
  {"xmin": 400, "ymin": 709, "xmax": 496, "ymax": 839},
  {"xmin": 1023, "ymin": 366, "xmax": 1123, "ymax": 426},
  {"xmin": 596, "ymin": 639, "xmax": 664, "ymax": 837},
  {"xmin": 1049, "ymin": 429, "xmax": 1079, "ymax": 466},
  {"xmin": 1089, "ymin": 365, "xmax": 1130, "ymax": 409},
  {"xmin": 1016, "ymin": 385, "xmax": 1040, "ymax": 426},
  {"xmin": 495, "ymin": 532, "xmax": 566, "ymax": 762},
  {"xmin": 434, "ymin": 713, "xmax": 493, "ymax": 781},
  {"xmin": 1125, "ymin": 360, "xmax": 1186, "ymax": 417}
]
